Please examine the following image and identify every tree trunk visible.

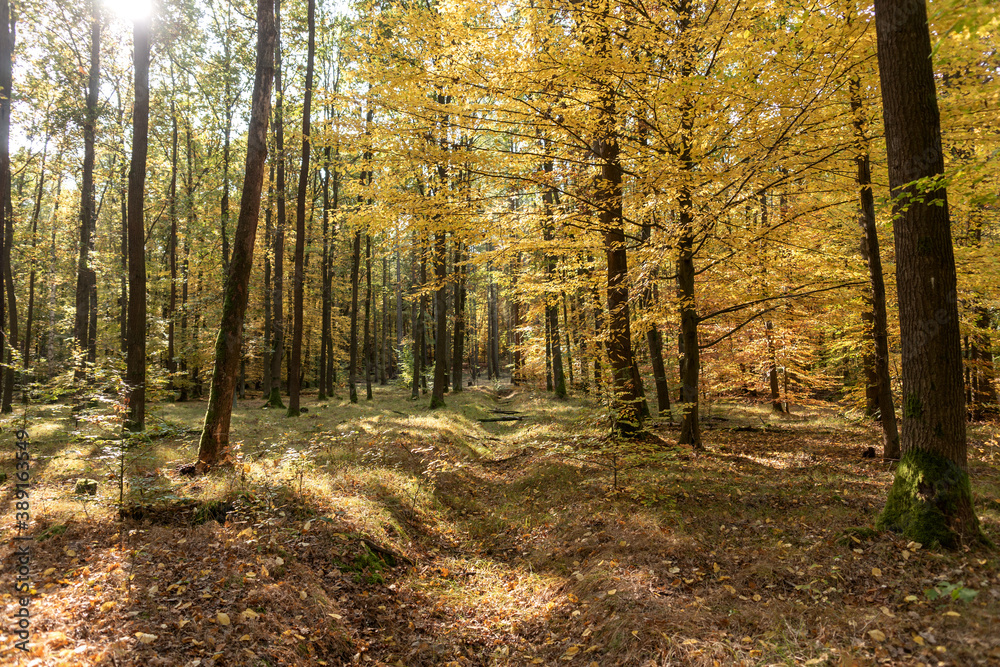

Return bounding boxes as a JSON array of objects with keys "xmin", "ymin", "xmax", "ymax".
[
  {"xmin": 430, "ymin": 231, "xmax": 448, "ymax": 408},
  {"xmin": 23, "ymin": 138, "xmax": 47, "ymax": 368},
  {"xmin": 364, "ymin": 233, "xmax": 373, "ymax": 400},
  {"xmin": 411, "ymin": 233, "xmax": 421, "ymax": 399},
  {"xmin": 125, "ymin": 13, "xmax": 151, "ymax": 432},
  {"xmin": 263, "ymin": 157, "xmax": 274, "ymax": 397},
  {"xmin": 873, "ymin": 0, "xmax": 981, "ymax": 547},
  {"xmin": 265, "ymin": 0, "xmax": 286, "ymax": 409},
  {"xmin": 197, "ymin": 0, "xmax": 274, "ymax": 469},
  {"xmin": 167, "ymin": 104, "xmax": 179, "ymax": 384},
  {"xmin": 287, "ymin": 0, "xmax": 315, "ymax": 417},
  {"xmin": 2, "ymin": 183, "xmax": 17, "ymax": 413},
  {"xmin": 0, "ymin": 0, "xmax": 9, "ymax": 391},
  {"xmin": 452, "ymin": 241, "xmax": 466, "ymax": 391},
  {"xmin": 73, "ymin": 1, "xmax": 99, "ymax": 373},
  {"xmin": 851, "ymin": 76, "xmax": 900, "ymax": 458},
  {"xmin": 348, "ymin": 228, "xmax": 361, "ymax": 404}
]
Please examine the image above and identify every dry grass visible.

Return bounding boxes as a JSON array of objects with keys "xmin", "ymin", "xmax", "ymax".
[{"xmin": 1, "ymin": 385, "xmax": 998, "ymax": 666}]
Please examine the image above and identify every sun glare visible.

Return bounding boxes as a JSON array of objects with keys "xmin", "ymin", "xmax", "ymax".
[{"xmin": 105, "ymin": 0, "xmax": 152, "ymax": 23}]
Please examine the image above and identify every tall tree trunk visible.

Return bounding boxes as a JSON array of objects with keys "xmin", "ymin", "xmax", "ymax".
[
  {"xmin": 873, "ymin": 0, "xmax": 981, "ymax": 546},
  {"xmin": 287, "ymin": 0, "xmax": 315, "ymax": 417},
  {"xmin": 850, "ymin": 76, "xmax": 900, "ymax": 458},
  {"xmin": 316, "ymin": 150, "xmax": 327, "ymax": 399},
  {"xmin": 119, "ymin": 164, "xmax": 127, "ymax": 353},
  {"xmin": 46, "ymin": 174, "xmax": 62, "ymax": 377},
  {"xmin": 23, "ymin": 138, "xmax": 47, "ymax": 368},
  {"xmin": 0, "ymin": 0, "xmax": 9, "ymax": 390},
  {"xmin": 263, "ymin": 157, "xmax": 274, "ymax": 397},
  {"xmin": 364, "ymin": 234, "xmax": 373, "ymax": 400},
  {"xmin": 410, "ymin": 233, "xmax": 421, "ymax": 400},
  {"xmin": 126, "ymin": 12, "xmax": 151, "ymax": 432},
  {"xmin": 197, "ymin": 0, "xmax": 274, "ymax": 469},
  {"xmin": 452, "ymin": 241, "xmax": 466, "ymax": 391},
  {"xmin": 266, "ymin": 0, "xmax": 286, "ymax": 409},
  {"xmin": 2, "ymin": 181, "xmax": 17, "ymax": 413},
  {"xmin": 167, "ymin": 104, "xmax": 179, "ymax": 383},
  {"xmin": 380, "ymin": 253, "xmax": 389, "ymax": 384},
  {"xmin": 348, "ymin": 228, "xmax": 361, "ymax": 404},
  {"xmin": 430, "ymin": 231, "xmax": 448, "ymax": 408},
  {"xmin": 74, "ymin": 1, "xmax": 99, "ymax": 372}
]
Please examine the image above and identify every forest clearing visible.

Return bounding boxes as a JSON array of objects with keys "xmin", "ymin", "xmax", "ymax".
[{"xmin": 0, "ymin": 385, "xmax": 998, "ymax": 666}]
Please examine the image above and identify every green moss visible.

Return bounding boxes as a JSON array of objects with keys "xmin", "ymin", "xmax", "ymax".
[
  {"xmin": 903, "ymin": 394, "xmax": 923, "ymax": 419},
  {"xmin": 264, "ymin": 388, "xmax": 285, "ymax": 409},
  {"xmin": 876, "ymin": 448, "xmax": 984, "ymax": 549}
]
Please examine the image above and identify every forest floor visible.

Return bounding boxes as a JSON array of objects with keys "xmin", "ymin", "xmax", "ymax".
[{"xmin": 1, "ymin": 382, "xmax": 999, "ymax": 667}]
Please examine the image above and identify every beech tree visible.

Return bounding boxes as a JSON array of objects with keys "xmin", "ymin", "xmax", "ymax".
[
  {"xmin": 125, "ymin": 7, "xmax": 151, "ymax": 432},
  {"xmin": 197, "ymin": 0, "xmax": 275, "ymax": 469},
  {"xmin": 873, "ymin": 0, "xmax": 983, "ymax": 547}
]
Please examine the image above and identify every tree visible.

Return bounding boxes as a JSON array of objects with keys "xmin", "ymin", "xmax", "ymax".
[
  {"xmin": 197, "ymin": 0, "xmax": 275, "ymax": 470},
  {"xmin": 873, "ymin": 0, "xmax": 983, "ymax": 547},
  {"xmin": 125, "ymin": 7, "xmax": 151, "ymax": 432},
  {"xmin": 0, "ymin": 0, "xmax": 10, "ymax": 403},
  {"xmin": 73, "ymin": 0, "xmax": 100, "ymax": 371},
  {"xmin": 265, "ymin": 0, "xmax": 287, "ymax": 409},
  {"xmin": 287, "ymin": 0, "xmax": 315, "ymax": 417}
]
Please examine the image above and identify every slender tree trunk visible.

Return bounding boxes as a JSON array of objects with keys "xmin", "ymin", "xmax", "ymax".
[
  {"xmin": 348, "ymin": 229, "xmax": 361, "ymax": 403},
  {"xmin": 119, "ymin": 164, "xmax": 127, "ymax": 353},
  {"xmin": 46, "ymin": 175, "xmax": 62, "ymax": 377},
  {"xmin": 74, "ymin": 2, "xmax": 99, "ymax": 372},
  {"xmin": 380, "ymin": 254, "xmax": 389, "ymax": 384},
  {"xmin": 851, "ymin": 76, "xmax": 900, "ymax": 458},
  {"xmin": 125, "ymin": 13, "xmax": 151, "ymax": 432},
  {"xmin": 410, "ymin": 233, "xmax": 421, "ymax": 399},
  {"xmin": 263, "ymin": 158, "xmax": 274, "ymax": 396},
  {"xmin": 430, "ymin": 231, "xmax": 448, "ymax": 408},
  {"xmin": 266, "ymin": 0, "xmax": 286, "ymax": 409},
  {"xmin": 873, "ymin": 0, "xmax": 980, "ymax": 546},
  {"xmin": 23, "ymin": 138, "xmax": 47, "ymax": 368},
  {"xmin": 167, "ymin": 104, "xmax": 179, "ymax": 383},
  {"xmin": 197, "ymin": 0, "xmax": 274, "ymax": 469},
  {"xmin": 452, "ymin": 241, "xmax": 466, "ymax": 391},
  {"xmin": 364, "ymin": 234, "xmax": 373, "ymax": 400},
  {"xmin": 2, "ymin": 184, "xmax": 17, "ymax": 413},
  {"xmin": 0, "ymin": 0, "xmax": 9, "ymax": 389},
  {"xmin": 287, "ymin": 0, "xmax": 315, "ymax": 417}
]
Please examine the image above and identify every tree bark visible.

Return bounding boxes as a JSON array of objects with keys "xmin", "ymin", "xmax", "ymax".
[
  {"xmin": 851, "ymin": 76, "xmax": 900, "ymax": 458},
  {"xmin": 452, "ymin": 241, "xmax": 466, "ymax": 391},
  {"xmin": 430, "ymin": 231, "xmax": 448, "ymax": 409},
  {"xmin": 364, "ymin": 233, "xmax": 373, "ymax": 400},
  {"xmin": 125, "ymin": 13, "xmax": 151, "ymax": 432},
  {"xmin": 197, "ymin": 0, "xmax": 274, "ymax": 469},
  {"xmin": 873, "ymin": 0, "xmax": 980, "ymax": 546},
  {"xmin": 287, "ymin": 0, "xmax": 315, "ymax": 417},
  {"xmin": 265, "ymin": 0, "xmax": 286, "ymax": 409},
  {"xmin": 348, "ymin": 228, "xmax": 361, "ymax": 403},
  {"xmin": 73, "ymin": 1, "xmax": 99, "ymax": 372}
]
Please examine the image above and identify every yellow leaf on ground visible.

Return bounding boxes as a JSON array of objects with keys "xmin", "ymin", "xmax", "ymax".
[
  {"xmin": 100, "ymin": 601, "xmax": 115, "ymax": 612},
  {"xmin": 135, "ymin": 633, "xmax": 157, "ymax": 644},
  {"xmin": 217, "ymin": 612, "xmax": 231, "ymax": 626},
  {"xmin": 868, "ymin": 630, "xmax": 886, "ymax": 642},
  {"xmin": 871, "ymin": 567, "xmax": 882, "ymax": 577},
  {"xmin": 913, "ymin": 635, "xmax": 925, "ymax": 646},
  {"xmin": 240, "ymin": 635, "xmax": 252, "ymax": 641},
  {"xmin": 607, "ymin": 589, "xmax": 617, "ymax": 596},
  {"xmin": 944, "ymin": 611, "xmax": 960, "ymax": 617},
  {"xmin": 241, "ymin": 609, "xmax": 259, "ymax": 622}
]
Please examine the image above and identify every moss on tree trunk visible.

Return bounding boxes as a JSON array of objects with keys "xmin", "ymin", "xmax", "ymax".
[{"xmin": 876, "ymin": 448, "xmax": 985, "ymax": 549}]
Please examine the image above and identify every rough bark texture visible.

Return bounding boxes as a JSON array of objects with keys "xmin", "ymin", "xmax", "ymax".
[
  {"xmin": 197, "ymin": 0, "xmax": 274, "ymax": 468},
  {"xmin": 125, "ymin": 15, "xmax": 151, "ymax": 432},
  {"xmin": 872, "ymin": 0, "xmax": 980, "ymax": 546}
]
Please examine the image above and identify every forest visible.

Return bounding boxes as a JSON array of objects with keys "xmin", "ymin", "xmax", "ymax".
[{"xmin": 0, "ymin": 0, "xmax": 999, "ymax": 664}]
